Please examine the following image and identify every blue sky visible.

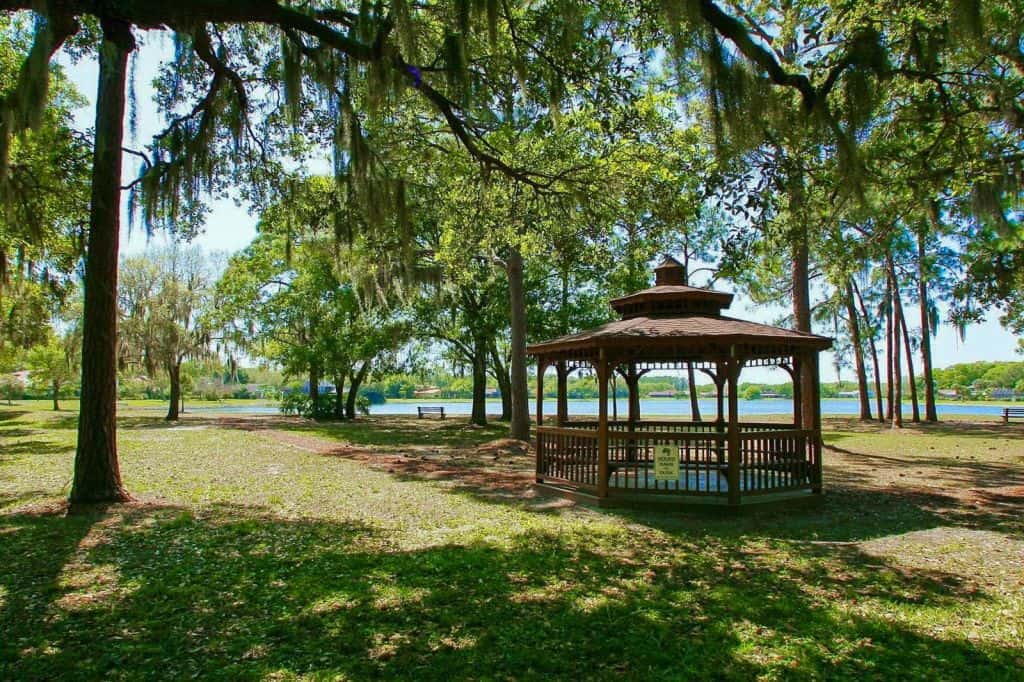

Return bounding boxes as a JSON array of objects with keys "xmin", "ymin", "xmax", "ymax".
[{"xmin": 60, "ymin": 36, "xmax": 1022, "ymax": 383}]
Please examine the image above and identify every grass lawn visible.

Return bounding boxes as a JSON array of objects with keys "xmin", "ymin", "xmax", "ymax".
[{"xmin": 1, "ymin": 401, "xmax": 1022, "ymax": 680}]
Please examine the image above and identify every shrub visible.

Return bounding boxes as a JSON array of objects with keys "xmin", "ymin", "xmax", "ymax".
[{"xmin": 279, "ymin": 391, "xmax": 311, "ymax": 416}]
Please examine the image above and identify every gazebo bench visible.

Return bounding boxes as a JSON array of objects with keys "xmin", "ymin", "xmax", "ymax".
[
  {"xmin": 1002, "ymin": 407, "xmax": 1024, "ymax": 423},
  {"xmin": 417, "ymin": 406, "xmax": 445, "ymax": 419}
]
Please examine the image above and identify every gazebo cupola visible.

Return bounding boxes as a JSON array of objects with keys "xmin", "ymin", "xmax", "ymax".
[
  {"xmin": 528, "ymin": 256, "xmax": 832, "ymax": 510},
  {"xmin": 611, "ymin": 256, "xmax": 734, "ymax": 319}
]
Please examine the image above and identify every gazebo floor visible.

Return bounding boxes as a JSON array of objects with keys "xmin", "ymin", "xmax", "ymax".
[{"xmin": 535, "ymin": 482, "xmax": 822, "ymax": 513}]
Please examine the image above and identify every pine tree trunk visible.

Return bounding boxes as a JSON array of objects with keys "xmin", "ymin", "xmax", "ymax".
[
  {"xmin": 845, "ymin": 282, "xmax": 872, "ymax": 420},
  {"xmin": 470, "ymin": 335, "xmax": 487, "ymax": 427},
  {"xmin": 166, "ymin": 361, "xmax": 181, "ymax": 421},
  {"xmin": 853, "ymin": 280, "xmax": 885, "ymax": 422},
  {"xmin": 345, "ymin": 363, "xmax": 369, "ymax": 419},
  {"xmin": 896, "ymin": 293, "xmax": 920, "ymax": 423},
  {"xmin": 792, "ymin": 223, "xmax": 815, "ymax": 427},
  {"xmin": 687, "ymin": 363, "xmax": 702, "ymax": 421},
  {"xmin": 70, "ymin": 19, "xmax": 134, "ymax": 505},
  {"xmin": 888, "ymin": 261, "xmax": 903, "ymax": 428},
  {"xmin": 885, "ymin": 280, "xmax": 895, "ymax": 422},
  {"xmin": 507, "ymin": 247, "xmax": 530, "ymax": 440},
  {"xmin": 919, "ymin": 213, "xmax": 938, "ymax": 421}
]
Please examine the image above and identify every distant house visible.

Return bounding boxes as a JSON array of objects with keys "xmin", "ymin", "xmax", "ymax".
[
  {"xmin": 647, "ymin": 390, "xmax": 677, "ymax": 398},
  {"xmin": 760, "ymin": 391, "xmax": 783, "ymax": 399},
  {"xmin": 938, "ymin": 389, "xmax": 959, "ymax": 399},
  {"xmin": 484, "ymin": 387, "xmax": 501, "ymax": 398},
  {"xmin": 990, "ymin": 388, "xmax": 1019, "ymax": 400},
  {"xmin": 414, "ymin": 387, "xmax": 442, "ymax": 398}
]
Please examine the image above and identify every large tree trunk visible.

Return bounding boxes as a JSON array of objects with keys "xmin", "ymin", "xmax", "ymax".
[
  {"xmin": 845, "ymin": 282, "xmax": 872, "ymax": 420},
  {"xmin": 70, "ymin": 19, "xmax": 134, "ymax": 505},
  {"xmin": 52, "ymin": 380, "xmax": 60, "ymax": 411},
  {"xmin": 166, "ymin": 361, "xmax": 181, "ymax": 420},
  {"xmin": 792, "ymin": 221, "xmax": 815, "ymax": 427},
  {"xmin": 345, "ymin": 363, "xmax": 369, "ymax": 419},
  {"xmin": 919, "ymin": 211, "xmax": 939, "ymax": 422},
  {"xmin": 507, "ymin": 246, "xmax": 530, "ymax": 440},
  {"xmin": 470, "ymin": 334, "xmax": 487, "ymax": 426}
]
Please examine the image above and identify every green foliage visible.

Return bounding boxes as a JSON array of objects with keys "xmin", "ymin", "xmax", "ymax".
[
  {"xmin": 212, "ymin": 176, "xmax": 410, "ymax": 419},
  {"xmin": 933, "ymin": 361, "xmax": 1024, "ymax": 392}
]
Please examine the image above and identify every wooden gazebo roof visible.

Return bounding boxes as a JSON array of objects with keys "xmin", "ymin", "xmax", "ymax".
[{"xmin": 527, "ymin": 256, "xmax": 832, "ymax": 361}]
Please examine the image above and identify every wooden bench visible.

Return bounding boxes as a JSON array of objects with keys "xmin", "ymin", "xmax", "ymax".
[
  {"xmin": 1002, "ymin": 407, "xmax": 1024, "ymax": 423},
  {"xmin": 417, "ymin": 406, "xmax": 445, "ymax": 419}
]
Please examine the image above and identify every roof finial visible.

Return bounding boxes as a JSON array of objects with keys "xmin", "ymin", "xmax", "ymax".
[{"xmin": 654, "ymin": 255, "xmax": 685, "ymax": 286}]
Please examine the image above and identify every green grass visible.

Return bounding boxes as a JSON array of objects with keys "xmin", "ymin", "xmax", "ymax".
[{"xmin": 1, "ymin": 404, "xmax": 1023, "ymax": 680}]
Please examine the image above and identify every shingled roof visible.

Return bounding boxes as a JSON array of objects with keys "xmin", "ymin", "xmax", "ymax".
[{"xmin": 528, "ymin": 256, "xmax": 831, "ymax": 359}]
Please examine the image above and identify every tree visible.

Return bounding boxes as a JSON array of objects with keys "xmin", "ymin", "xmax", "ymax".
[
  {"xmin": 120, "ymin": 246, "xmax": 214, "ymax": 421},
  {"xmin": 27, "ymin": 330, "xmax": 77, "ymax": 410},
  {"xmin": 213, "ymin": 178, "xmax": 409, "ymax": 420}
]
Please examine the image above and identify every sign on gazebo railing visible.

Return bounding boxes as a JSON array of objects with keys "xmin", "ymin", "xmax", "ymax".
[{"xmin": 653, "ymin": 445, "xmax": 679, "ymax": 481}]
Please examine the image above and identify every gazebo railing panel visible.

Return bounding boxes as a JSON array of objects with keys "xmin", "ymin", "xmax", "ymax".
[
  {"xmin": 606, "ymin": 431, "xmax": 727, "ymax": 495},
  {"xmin": 536, "ymin": 425, "xmax": 818, "ymax": 497},
  {"xmin": 738, "ymin": 429, "xmax": 815, "ymax": 494},
  {"xmin": 536, "ymin": 427, "xmax": 599, "ymax": 489}
]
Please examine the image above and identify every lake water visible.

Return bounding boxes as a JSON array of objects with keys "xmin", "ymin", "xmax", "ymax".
[{"xmin": 176, "ymin": 398, "xmax": 1013, "ymax": 418}]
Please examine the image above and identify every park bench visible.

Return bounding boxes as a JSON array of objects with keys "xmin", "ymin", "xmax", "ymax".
[
  {"xmin": 1002, "ymin": 407, "xmax": 1024, "ymax": 423},
  {"xmin": 417, "ymin": 406, "xmax": 445, "ymax": 419}
]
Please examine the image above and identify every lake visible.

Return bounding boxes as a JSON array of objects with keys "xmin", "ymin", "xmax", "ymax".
[{"xmin": 175, "ymin": 398, "xmax": 1014, "ymax": 418}]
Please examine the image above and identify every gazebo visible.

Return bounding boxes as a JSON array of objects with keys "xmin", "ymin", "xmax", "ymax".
[{"xmin": 527, "ymin": 256, "xmax": 832, "ymax": 509}]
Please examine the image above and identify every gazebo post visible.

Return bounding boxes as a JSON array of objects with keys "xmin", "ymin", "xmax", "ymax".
[
  {"xmin": 556, "ymin": 361, "xmax": 568, "ymax": 426},
  {"xmin": 809, "ymin": 353, "xmax": 824, "ymax": 493},
  {"xmin": 535, "ymin": 357, "xmax": 546, "ymax": 484},
  {"xmin": 597, "ymin": 349, "xmax": 610, "ymax": 499},
  {"xmin": 792, "ymin": 354, "xmax": 804, "ymax": 429},
  {"xmin": 726, "ymin": 353, "xmax": 742, "ymax": 506},
  {"xmin": 536, "ymin": 359, "xmax": 546, "ymax": 426}
]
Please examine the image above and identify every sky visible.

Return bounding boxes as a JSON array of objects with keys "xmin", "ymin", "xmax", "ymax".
[{"xmin": 58, "ymin": 36, "xmax": 1023, "ymax": 384}]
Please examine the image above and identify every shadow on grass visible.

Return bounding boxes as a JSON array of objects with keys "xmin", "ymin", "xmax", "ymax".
[
  {"xmin": 608, "ymin": 481, "xmax": 1024, "ymax": 546},
  {"xmin": 214, "ymin": 414, "xmax": 511, "ymax": 449},
  {"xmin": 822, "ymin": 417, "xmax": 1024, "ymax": 440},
  {"xmin": 825, "ymin": 442, "xmax": 1024, "ymax": 490},
  {"xmin": 283, "ymin": 418, "xmax": 509, "ymax": 449},
  {"xmin": 1, "ymin": 503, "xmax": 1019, "ymax": 680},
  {"xmin": 0, "ymin": 409, "xmax": 28, "ymax": 423}
]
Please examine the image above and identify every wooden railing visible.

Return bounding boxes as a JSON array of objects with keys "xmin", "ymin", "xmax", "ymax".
[
  {"xmin": 738, "ymin": 429, "xmax": 815, "ymax": 494},
  {"xmin": 536, "ymin": 426, "xmax": 600, "ymax": 489},
  {"xmin": 536, "ymin": 422, "xmax": 817, "ymax": 497},
  {"xmin": 606, "ymin": 430, "xmax": 727, "ymax": 494}
]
